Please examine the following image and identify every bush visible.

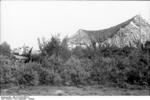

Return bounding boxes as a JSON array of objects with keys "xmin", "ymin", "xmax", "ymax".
[
  {"xmin": 16, "ymin": 62, "xmax": 42, "ymax": 86},
  {"xmin": 1, "ymin": 37, "xmax": 149, "ymax": 89},
  {"xmin": 60, "ymin": 56, "xmax": 90, "ymax": 85},
  {"xmin": 106, "ymin": 57, "xmax": 130, "ymax": 86},
  {"xmin": 90, "ymin": 58, "xmax": 112, "ymax": 84},
  {"xmin": 0, "ymin": 42, "xmax": 11, "ymax": 56},
  {"xmin": 38, "ymin": 36, "xmax": 71, "ymax": 61},
  {"xmin": 41, "ymin": 55, "xmax": 64, "ymax": 71},
  {"xmin": 39, "ymin": 68, "xmax": 54, "ymax": 85},
  {"xmin": 0, "ymin": 55, "xmax": 12, "ymax": 65},
  {"xmin": 72, "ymin": 46, "xmax": 85, "ymax": 58},
  {"xmin": 87, "ymin": 46, "xmax": 149, "ymax": 88},
  {"xmin": 0, "ymin": 55, "xmax": 16, "ymax": 86},
  {"xmin": 53, "ymin": 72, "xmax": 63, "ymax": 85},
  {"xmin": 127, "ymin": 49, "xmax": 150, "ymax": 86},
  {"xmin": 101, "ymin": 52, "xmax": 149, "ymax": 88},
  {"xmin": 0, "ymin": 65, "xmax": 14, "ymax": 85}
]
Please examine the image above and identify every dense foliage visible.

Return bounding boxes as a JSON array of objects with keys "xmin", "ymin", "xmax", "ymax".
[
  {"xmin": 0, "ymin": 37, "xmax": 149, "ymax": 89},
  {"xmin": 0, "ymin": 42, "xmax": 11, "ymax": 56}
]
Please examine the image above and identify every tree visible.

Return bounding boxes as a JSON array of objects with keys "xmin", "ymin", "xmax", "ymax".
[
  {"xmin": 38, "ymin": 35, "xmax": 71, "ymax": 60},
  {"xmin": 0, "ymin": 42, "xmax": 11, "ymax": 56}
]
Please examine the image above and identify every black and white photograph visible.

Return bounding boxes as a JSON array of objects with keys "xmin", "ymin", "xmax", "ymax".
[{"xmin": 0, "ymin": 0, "xmax": 150, "ymax": 97}]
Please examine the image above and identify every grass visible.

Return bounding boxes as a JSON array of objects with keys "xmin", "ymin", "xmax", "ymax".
[{"xmin": 1, "ymin": 85, "xmax": 149, "ymax": 96}]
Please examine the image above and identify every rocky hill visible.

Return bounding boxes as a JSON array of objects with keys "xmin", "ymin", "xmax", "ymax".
[{"xmin": 68, "ymin": 15, "xmax": 150, "ymax": 48}]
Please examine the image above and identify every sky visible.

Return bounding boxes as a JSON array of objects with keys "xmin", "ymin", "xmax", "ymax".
[{"xmin": 1, "ymin": 1, "xmax": 150, "ymax": 50}]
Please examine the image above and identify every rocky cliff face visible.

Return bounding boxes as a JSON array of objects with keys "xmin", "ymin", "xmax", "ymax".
[{"xmin": 68, "ymin": 15, "xmax": 150, "ymax": 48}]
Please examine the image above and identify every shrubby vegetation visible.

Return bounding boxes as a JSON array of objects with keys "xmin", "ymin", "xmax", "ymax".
[
  {"xmin": 0, "ymin": 37, "xmax": 150, "ymax": 89},
  {"xmin": 0, "ymin": 42, "xmax": 11, "ymax": 56}
]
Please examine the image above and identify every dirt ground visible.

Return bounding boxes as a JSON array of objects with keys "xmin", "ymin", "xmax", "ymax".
[{"xmin": 0, "ymin": 85, "xmax": 149, "ymax": 96}]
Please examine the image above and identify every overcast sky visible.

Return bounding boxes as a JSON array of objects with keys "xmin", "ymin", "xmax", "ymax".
[{"xmin": 1, "ymin": 1, "xmax": 150, "ymax": 50}]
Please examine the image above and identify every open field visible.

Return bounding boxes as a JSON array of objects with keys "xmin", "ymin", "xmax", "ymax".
[{"xmin": 1, "ymin": 86, "xmax": 149, "ymax": 96}]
